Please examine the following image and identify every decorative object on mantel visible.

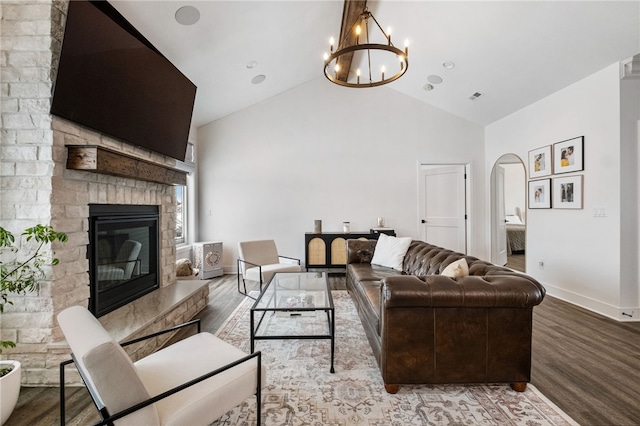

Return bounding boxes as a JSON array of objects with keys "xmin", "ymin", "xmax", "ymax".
[
  {"xmin": 323, "ymin": 5, "xmax": 409, "ymax": 88},
  {"xmin": 342, "ymin": 222, "xmax": 351, "ymax": 233},
  {"xmin": 314, "ymin": 220, "xmax": 322, "ymax": 234},
  {"xmin": 66, "ymin": 145, "xmax": 187, "ymax": 186}
]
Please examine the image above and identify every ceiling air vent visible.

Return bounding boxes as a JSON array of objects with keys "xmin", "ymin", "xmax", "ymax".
[{"xmin": 468, "ymin": 92, "xmax": 484, "ymax": 101}]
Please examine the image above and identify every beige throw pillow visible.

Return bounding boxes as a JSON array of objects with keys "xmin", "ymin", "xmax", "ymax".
[{"xmin": 441, "ymin": 258, "xmax": 469, "ymax": 278}]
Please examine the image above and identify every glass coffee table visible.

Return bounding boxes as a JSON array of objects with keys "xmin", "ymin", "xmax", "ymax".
[{"xmin": 250, "ymin": 271, "xmax": 335, "ymax": 373}]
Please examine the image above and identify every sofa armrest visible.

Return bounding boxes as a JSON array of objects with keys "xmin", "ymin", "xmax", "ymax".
[
  {"xmin": 378, "ymin": 274, "xmax": 543, "ymax": 388},
  {"xmin": 346, "ymin": 239, "xmax": 377, "ymax": 264},
  {"xmin": 382, "ymin": 274, "xmax": 545, "ymax": 309}
]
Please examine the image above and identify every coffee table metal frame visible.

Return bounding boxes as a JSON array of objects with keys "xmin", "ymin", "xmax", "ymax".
[{"xmin": 249, "ymin": 271, "xmax": 335, "ymax": 373}]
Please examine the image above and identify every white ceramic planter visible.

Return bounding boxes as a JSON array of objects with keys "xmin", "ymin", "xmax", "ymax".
[{"xmin": 0, "ymin": 360, "xmax": 21, "ymax": 425}]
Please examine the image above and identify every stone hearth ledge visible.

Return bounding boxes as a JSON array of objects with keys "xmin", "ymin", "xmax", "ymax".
[{"xmin": 100, "ymin": 279, "xmax": 209, "ymax": 343}]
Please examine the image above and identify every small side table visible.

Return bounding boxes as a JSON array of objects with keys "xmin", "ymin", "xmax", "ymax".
[{"xmin": 193, "ymin": 241, "xmax": 223, "ymax": 279}]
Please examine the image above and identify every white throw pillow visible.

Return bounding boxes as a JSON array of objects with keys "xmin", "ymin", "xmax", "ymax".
[
  {"xmin": 441, "ymin": 258, "xmax": 469, "ymax": 278},
  {"xmin": 371, "ymin": 233, "xmax": 412, "ymax": 271},
  {"xmin": 505, "ymin": 215, "xmax": 522, "ymax": 224}
]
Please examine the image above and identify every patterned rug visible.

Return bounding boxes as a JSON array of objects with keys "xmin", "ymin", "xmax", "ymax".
[{"xmin": 211, "ymin": 291, "xmax": 578, "ymax": 426}]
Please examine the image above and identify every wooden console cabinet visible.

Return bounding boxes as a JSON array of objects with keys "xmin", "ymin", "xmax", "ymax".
[{"xmin": 305, "ymin": 230, "xmax": 395, "ymax": 271}]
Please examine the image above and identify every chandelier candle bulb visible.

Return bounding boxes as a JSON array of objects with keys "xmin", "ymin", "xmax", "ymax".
[
  {"xmin": 381, "ymin": 66, "xmax": 385, "ymax": 81},
  {"xmin": 357, "ymin": 68, "xmax": 361, "ymax": 84},
  {"xmin": 330, "ymin": 37, "xmax": 334, "ymax": 52},
  {"xmin": 322, "ymin": 7, "xmax": 408, "ymax": 88}
]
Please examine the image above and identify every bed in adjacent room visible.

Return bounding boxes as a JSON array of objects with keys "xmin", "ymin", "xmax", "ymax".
[{"xmin": 506, "ymin": 209, "xmax": 525, "ymax": 255}]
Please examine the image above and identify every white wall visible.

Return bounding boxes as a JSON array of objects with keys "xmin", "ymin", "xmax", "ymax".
[
  {"xmin": 486, "ymin": 62, "xmax": 638, "ymax": 321},
  {"xmin": 197, "ymin": 77, "xmax": 485, "ymax": 271}
]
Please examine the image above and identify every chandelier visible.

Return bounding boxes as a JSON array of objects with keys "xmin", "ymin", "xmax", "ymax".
[{"xmin": 323, "ymin": 7, "xmax": 408, "ymax": 88}]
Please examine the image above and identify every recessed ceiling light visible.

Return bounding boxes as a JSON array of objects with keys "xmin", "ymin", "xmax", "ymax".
[
  {"xmin": 442, "ymin": 61, "xmax": 455, "ymax": 70},
  {"xmin": 427, "ymin": 75, "xmax": 443, "ymax": 84},
  {"xmin": 423, "ymin": 83, "xmax": 434, "ymax": 91},
  {"xmin": 246, "ymin": 60, "xmax": 258, "ymax": 69},
  {"xmin": 175, "ymin": 6, "xmax": 200, "ymax": 25},
  {"xmin": 251, "ymin": 75, "xmax": 266, "ymax": 85}
]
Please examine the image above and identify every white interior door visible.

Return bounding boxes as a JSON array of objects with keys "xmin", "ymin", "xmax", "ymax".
[
  {"xmin": 493, "ymin": 166, "xmax": 508, "ymax": 265},
  {"xmin": 419, "ymin": 165, "xmax": 467, "ymax": 253}
]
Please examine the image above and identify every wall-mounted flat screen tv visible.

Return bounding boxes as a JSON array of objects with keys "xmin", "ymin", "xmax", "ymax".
[{"xmin": 51, "ymin": 0, "xmax": 197, "ymax": 162}]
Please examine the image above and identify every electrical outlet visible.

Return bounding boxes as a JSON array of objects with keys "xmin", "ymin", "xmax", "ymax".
[{"xmin": 538, "ymin": 259, "xmax": 544, "ymax": 269}]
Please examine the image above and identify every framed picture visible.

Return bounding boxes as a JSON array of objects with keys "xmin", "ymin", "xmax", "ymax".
[
  {"xmin": 528, "ymin": 179, "xmax": 551, "ymax": 209},
  {"xmin": 553, "ymin": 175, "xmax": 583, "ymax": 209},
  {"xmin": 528, "ymin": 145, "xmax": 552, "ymax": 178},
  {"xmin": 553, "ymin": 136, "xmax": 584, "ymax": 174}
]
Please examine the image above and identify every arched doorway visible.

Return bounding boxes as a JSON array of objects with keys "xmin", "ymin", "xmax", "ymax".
[{"xmin": 490, "ymin": 154, "xmax": 526, "ymax": 271}]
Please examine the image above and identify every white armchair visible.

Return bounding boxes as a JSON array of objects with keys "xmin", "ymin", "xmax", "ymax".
[
  {"xmin": 237, "ymin": 239, "xmax": 301, "ymax": 297},
  {"xmin": 58, "ymin": 306, "xmax": 265, "ymax": 425}
]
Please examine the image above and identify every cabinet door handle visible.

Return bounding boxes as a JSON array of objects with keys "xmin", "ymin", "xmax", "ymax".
[{"xmin": 421, "ymin": 219, "xmax": 427, "ymax": 223}]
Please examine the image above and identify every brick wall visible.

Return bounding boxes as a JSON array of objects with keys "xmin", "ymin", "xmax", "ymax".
[{"xmin": 1, "ymin": 0, "xmax": 191, "ymax": 385}]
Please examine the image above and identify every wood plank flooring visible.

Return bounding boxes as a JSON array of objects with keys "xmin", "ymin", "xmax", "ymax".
[
  {"xmin": 506, "ymin": 253, "xmax": 526, "ymax": 272},
  {"xmin": 6, "ymin": 274, "xmax": 640, "ymax": 425}
]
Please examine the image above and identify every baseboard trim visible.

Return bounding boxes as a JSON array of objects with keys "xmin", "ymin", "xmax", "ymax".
[{"xmin": 543, "ymin": 282, "xmax": 639, "ymax": 322}]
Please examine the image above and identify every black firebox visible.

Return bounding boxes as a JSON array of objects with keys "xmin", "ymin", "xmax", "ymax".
[{"xmin": 88, "ymin": 204, "xmax": 159, "ymax": 317}]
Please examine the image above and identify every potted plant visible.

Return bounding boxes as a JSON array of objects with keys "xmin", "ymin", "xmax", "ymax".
[{"xmin": 0, "ymin": 224, "xmax": 67, "ymax": 425}]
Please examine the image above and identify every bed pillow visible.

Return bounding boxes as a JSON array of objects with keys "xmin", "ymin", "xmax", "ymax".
[
  {"xmin": 505, "ymin": 215, "xmax": 522, "ymax": 224},
  {"xmin": 371, "ymin": 233, "xmax": 412, "ymax": 271},
  {"xmin": 441, "ymin": 258, "xmax": 469, "ymax": 278}
]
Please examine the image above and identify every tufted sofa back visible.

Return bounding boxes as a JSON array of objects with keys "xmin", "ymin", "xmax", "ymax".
[{"xmin": 403, "ymin": 240, "xmax": 518, "ymax": 277}]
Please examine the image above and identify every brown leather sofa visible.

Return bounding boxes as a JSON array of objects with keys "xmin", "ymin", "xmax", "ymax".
[{"xmin": 345, "ymin": 239, "xmax": 545, "ymax": 394}]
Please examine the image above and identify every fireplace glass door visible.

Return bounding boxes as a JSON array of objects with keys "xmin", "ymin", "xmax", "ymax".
[{"xmin": 89, "ymin": 205, "xmax": 159, "ymax": 317}]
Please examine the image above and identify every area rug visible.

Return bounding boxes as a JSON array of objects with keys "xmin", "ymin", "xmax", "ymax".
[{"xmin": 211, "ymin": 291, "xmax": 578, "ymax": 426}]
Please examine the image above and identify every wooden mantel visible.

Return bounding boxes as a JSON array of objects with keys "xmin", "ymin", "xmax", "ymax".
[{"xmin": 66, "ymin": 145, "xmax": 187, "ymax": 186}]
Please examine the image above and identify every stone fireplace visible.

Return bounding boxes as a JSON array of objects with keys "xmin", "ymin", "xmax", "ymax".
[{"xmin": 0, "ymin": 0, "xmax": 207, "ymax": 385}]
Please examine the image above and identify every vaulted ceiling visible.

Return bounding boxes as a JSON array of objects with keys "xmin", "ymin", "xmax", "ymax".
[{"xmin": 110, "ymin": 1, "xmax": 640, "ymax": 128}]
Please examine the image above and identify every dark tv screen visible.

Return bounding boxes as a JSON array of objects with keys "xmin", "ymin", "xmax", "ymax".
[{"xmin": 51, "ymin": 0, "xmax": 197, "ymax": 161}]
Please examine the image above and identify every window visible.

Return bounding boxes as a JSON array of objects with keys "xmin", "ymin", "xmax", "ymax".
[
  {"xmin": 175, "ymin": 185, "xmax": 187, "ymax": 244},
  {"xmin": 175, "ymin": 141, "xmax": 194, "ymax": 246}
]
